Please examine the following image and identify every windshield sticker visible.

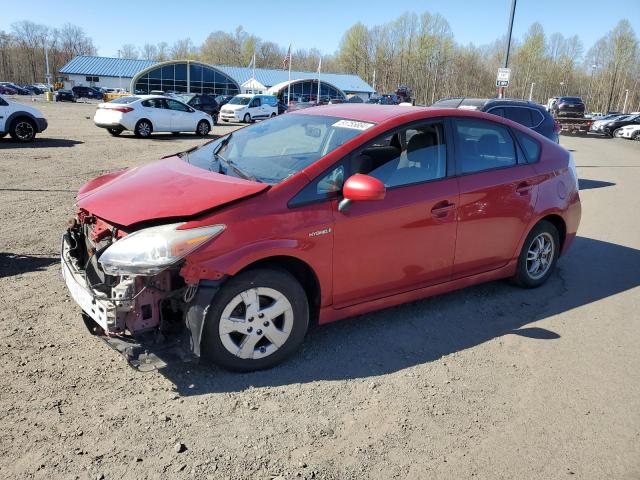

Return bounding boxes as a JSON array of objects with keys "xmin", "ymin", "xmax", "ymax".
[{"xmin": 332, "ymin": 120, "xmax": 374, "ymax": 131}]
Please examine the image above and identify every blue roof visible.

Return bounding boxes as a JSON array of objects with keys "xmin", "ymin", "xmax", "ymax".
[
  {"xmin": 215, "ymin": 65, "xmax": 374, "ymax": 94},
  {"xmin": 59, "ymin": 56, "xmax": 374, "ymax": 93},
  {"xmin": 59, "ymin": 55, "xmax": 157, "ymax": 78}
]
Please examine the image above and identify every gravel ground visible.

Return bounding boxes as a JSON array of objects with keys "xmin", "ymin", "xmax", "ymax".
[{"xmin": 0, "ymin": 98, "xmax": 639, "ymax": 480}]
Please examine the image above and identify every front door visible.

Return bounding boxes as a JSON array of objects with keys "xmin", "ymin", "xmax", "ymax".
[
  {"xmin": 166, "ymin": 99, "xmax": 193, "ymax": 131},
  {"xmin": 332, "ymin": 120, "xmax": 459, "ymax": 307},
  {"xmin": 451, "ymin": 117, "xmax": 539, "ymax": 277}
]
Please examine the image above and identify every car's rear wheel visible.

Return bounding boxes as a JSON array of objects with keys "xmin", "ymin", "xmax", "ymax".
[
  {"xmin": 134, "ymin": 119, "xmax": 152, "ymax": 138},
  {"xmin": 243, "ymin": 113, "xmax": 251, "ymax": 123},
  {"xmin": 196, "ymin": 120, "xmax": 210, "ymax": 136},
  {"xmin": 513, "ymin": 220, "xmax": 560, "ymax": 288},
  {"xmin": 9, "ymin": 118, "xmax": 37, "ymax": 142},
  {"xmin": 270, "ymin": 112, "xmax": 276, "ymax": 118},
  {"xmin": 632, "ymin": 131, "xmax": 640, "ymax": 141},
  {"xmin": 107, "ymin": 128, "xmax": 122, "ymax": 136},
  {"xmin": 202, "ymin": 269, "xmax": 309, "ymax": 372}
]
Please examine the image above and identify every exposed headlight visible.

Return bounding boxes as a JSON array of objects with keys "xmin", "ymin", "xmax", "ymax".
[{"xmin": 99, "ymin": 223, "xmax": 224, "ymax": 276}]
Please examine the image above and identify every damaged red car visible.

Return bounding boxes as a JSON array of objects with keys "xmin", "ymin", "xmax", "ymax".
[{"xmin": 62, "ymin": 104, "xmax": 581, "ymax": 371}]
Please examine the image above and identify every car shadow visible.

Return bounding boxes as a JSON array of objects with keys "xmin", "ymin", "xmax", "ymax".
[
  {"xmin": 0, "ymin": 253, "xmax": 59, "ymax": 278},
  {"xmin": 578, "ymin": 179, "xmax": 616, "ymax": 190},
  {"xmin": 0, "ymin": 138, "xmax": 83, "ymax": 148},
  {"xmin": 141, "ymin": 237, "xmax": 640, "ymax": 394}
]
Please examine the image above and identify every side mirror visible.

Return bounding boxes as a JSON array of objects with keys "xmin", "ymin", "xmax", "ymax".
[{"xmin": 338, "ymin": 174, "xmax": 386, "ymax": 212}]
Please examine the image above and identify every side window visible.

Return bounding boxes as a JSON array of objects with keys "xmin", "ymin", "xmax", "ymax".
[
  {"xmin": 353, "ymin": 122, "xmax": 447, "ymax": 188},
  {"xmin": 504, "ymin": 107, "xmax": 533, "ymax": 127},
  {"xmin": 487, "ymin": 107, "xmax": 505, "ymax": 118},
  {"xmin": 454, "ymin": 119, "xmax": 517, "ymax": 174},
  {"xmin": 142, "ymin": 98, "xmax": 165, "ymax": 108},
  {"xmin": 249, "ymin": 98, "xmax": 260, "ymax": 108},
  {"xmin": 530, "ymin": 109, "xmax": 544, "ymax": 127},
  {"xmin": 0, "ymin": 97, "xmax": 8, "ymax": 106},
  {"xmin": 289, "ymin": 164, "xmax": 344, "ymax": 207},
  {"xmin": 166, "ymin": 99, "xmax": 190, "ymax": 112},
  {"xmin": 513, "ymin": 130, "xmax": 541, "ymax": 163}
]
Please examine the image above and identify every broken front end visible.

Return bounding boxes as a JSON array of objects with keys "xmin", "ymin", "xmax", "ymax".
[{"xmin": 61, "ymin": 212, "xmax": 225, "ymax": 368}]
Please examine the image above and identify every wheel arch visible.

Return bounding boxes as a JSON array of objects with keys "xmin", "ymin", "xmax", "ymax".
[
  {"xmin": 539, "ymin": 214, "xmax": 567, "ymax": 253},
  {"xmin": 236, "ymin": 255, "xmax": 321, "ymax": 325}
]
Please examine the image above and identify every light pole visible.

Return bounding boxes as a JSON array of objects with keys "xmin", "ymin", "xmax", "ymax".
[
  {"xmin": 622, "ymin": 89, "xmax": 629, "ymax": 114},
  {"xmin": 498, "ymin": 0, "xmax": 517, "ymax": 99},
  {"xmin": 528, "ymin": 82, "xmax": 535, "ymax": 101}
]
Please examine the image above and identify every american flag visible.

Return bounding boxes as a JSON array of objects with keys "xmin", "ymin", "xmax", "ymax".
[{"xmin": 282, "ymin": 44, "xmax": 292, "ymax": 69}]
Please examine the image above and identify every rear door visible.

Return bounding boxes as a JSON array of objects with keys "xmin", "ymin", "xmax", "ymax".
[
  {"xmin": 248, "ymin": 97, "xmax": 262, "ymax": 118},
  {"xmin": 141, "ymin": 98, "xmax": 171, "ymax": 131},
  {"xmin": 451, "ymin": 117, "xmax": 540, "ymax": 277}
]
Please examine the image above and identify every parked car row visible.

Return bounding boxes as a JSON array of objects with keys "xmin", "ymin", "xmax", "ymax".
[{"xmin": 591, "ymin": 113, "xmax": 640, "ymax": 137}]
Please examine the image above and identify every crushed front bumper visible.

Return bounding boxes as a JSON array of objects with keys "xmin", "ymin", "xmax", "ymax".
[{"xmin": 61, "ymin": 235, "xmax": 115, "ymax": 332}]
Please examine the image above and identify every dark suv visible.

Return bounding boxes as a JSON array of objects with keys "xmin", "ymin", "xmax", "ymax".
[
  {"xmin": 551, "ymin": 96, "xmax": 585, "ymax": 118},
  {"xmin": 178, "ymin": 94, "xmax": 219, "ymax": 124},
  {"xmin": 431, "ymin": 97, "xmax": 559, "ymax": 142},
  {"xmin": 71, "ymin": 86, "xmax": 103, "ymax": 99}
]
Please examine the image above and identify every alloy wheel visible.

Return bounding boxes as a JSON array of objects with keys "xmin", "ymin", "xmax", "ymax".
[
  {"xmin": 197, "ymin": 121, "xmax": 210, "ymax": 136},
  {"xmin": 218, "ymin": 287, "xmax": 294, "ymax": 360},
  {"xmin": 14, "ymin": 121, "xmax": 35, "ymax": 141},
  {"xmin": 526, "ymin": 232, "xmax": 555, "ymax": 280},
  {"xmin": 137, "ymin": 122, "xmax": 151, "ymax": 137}
]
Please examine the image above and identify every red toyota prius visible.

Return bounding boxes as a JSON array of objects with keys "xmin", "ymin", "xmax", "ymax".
[{"xmin": 62, "ymin": 105, "xmax": 581, "ymax": 371}]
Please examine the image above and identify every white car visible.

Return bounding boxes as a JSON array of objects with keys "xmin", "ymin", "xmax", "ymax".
[
  {"xmin": 219, "ymin": 94, "xmax": 278, "ymax": 123},
  {"xmin": 94, "ymin": 95, "xmax": 213, "ymax": 137},
  {"xmin": 0, "ymin": 94, "xmax": 48, "ymax": 142},
  {"xmin": 616, "ymin": 124, "xmax": 640, "ymax": 140}
]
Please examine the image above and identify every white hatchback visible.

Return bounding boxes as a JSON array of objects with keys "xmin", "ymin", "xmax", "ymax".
[{"xmin": 94, "ymin": 95, "xmax": 213, "ymax": 137}]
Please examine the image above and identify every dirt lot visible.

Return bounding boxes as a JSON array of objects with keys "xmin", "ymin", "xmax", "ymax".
[{"xmin": 0, "ymin": 98, "xmax": 639, "ymax": 480}]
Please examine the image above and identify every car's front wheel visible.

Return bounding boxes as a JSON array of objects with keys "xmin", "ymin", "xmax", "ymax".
[
  {"xmin": 613, "ymin": 127, "xmax": 624, "ymax": 138},
  {"xmin": 513, "ymin": 220, "xmax": 560, "ymax": 288},
  {"xmin": 9, "ymin": 118, "xmax": 36, "ymax": 142},
  {"xmin": 196, "ymin": 120, "xmax": 210, "ymax": 136},
  {"xmin": 243, "ymin": 113, "xmax": 251, "ymax": 123},
  {"xmin": 202, "ymin": 269, "xmax": 309, "ymax": 372},
  {"xmin": 107, "ymin": 128, "xmax": 122, "ymax": 136},
  {"xmin": 134, "ymin": 119, "xmax": 152, "ymax": 138}
]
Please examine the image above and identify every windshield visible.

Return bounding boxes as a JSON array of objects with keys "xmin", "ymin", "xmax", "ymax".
[
  {"xmin": 228, "ymin": 96, "xmax": 251, "ymax": 105},
  {"xmin": 182, "ymin": 114, "xmax": 375, "ymax": 184}
]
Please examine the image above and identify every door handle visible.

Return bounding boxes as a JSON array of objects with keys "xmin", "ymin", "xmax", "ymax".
[
  {"xmin": 516, "ymin": 182, "xmax": 533, "ymax": 195},
  {"xmin": 431, "ymin": 201, "xmax": 456, "ymax": 218}
]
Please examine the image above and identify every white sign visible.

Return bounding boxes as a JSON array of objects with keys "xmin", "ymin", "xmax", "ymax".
[
  {"xmin": 496, "ymin": 68, "xmax": 511, "ymax": 88},
  {"xmin": 496, "ymin": 68, "xmax": 511, "ymax": 81}
]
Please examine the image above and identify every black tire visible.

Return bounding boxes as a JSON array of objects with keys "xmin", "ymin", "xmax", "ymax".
[
  {"xmin": 270, "ymin": 112, "xmax": 276, "ymax": 118},
  {"xmin": 9, "ymin": 118, "xmax": 36, "ymax": 142},
  {"xmin": 632, "ymin": 131, "xmax": 640, "ymax": 141},
  {"xmin": 243, "ymin": 113, "xmax": 251, "ymax": 123},
  {"xmin": 512, "ymin": 220, "xmax": 560, "ymax": 288},
  {"xmin": 201, "ymin": 268, "xmax": 309, "ymax": 372},
  {"xmin": 107, "ymin": 128, "xmax": 122, "ymax": 136},
  {"xmin": 196, "ymin": 120, "xmax": 210, "ymax": 136},
  {"xmin": 134, "ymin": 119, "xmax": 152, "ymax": 138}
]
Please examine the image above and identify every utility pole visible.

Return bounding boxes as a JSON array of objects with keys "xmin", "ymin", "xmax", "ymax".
[
  {"xmin": 44, "ymin": 40, "xmax": 51, "ymax": 87},
  {"xmin": 528, "ymin": 82, "xmax": 535, "ymax": 101},
  {"xmin": 499, "ymin": 0, "xmax": 517, "ymax": 98}
]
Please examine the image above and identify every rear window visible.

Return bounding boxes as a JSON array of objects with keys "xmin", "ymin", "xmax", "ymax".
[
  {"xmin": 560, "ymin": 97, "xmax": 582, "ymax": 103},
  {"xmin": 109, "ymin": 96, "xmax": 139, "ymax": 104},
  {"xmin": 513, "ymin": 130, "xmax": 541, "ymax": 163}
]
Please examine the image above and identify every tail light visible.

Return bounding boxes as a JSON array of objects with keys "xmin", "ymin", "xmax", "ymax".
[
  {"xmin": 553, "ymin": 119, "xmax": 562, "ymax": 133},
  {"xmin": 111, "ymin": 106, "xmax": 134, "ymax": 113}
]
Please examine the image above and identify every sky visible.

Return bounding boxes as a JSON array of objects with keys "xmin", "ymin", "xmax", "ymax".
[{"xmin": 1, "ymin": 0, "xmax": 638, "ymax": 57}]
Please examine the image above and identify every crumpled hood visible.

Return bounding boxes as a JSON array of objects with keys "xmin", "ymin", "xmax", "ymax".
[{"xmin": 77, "ymin": 156, "xmax": 268, "ymax": 227}]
